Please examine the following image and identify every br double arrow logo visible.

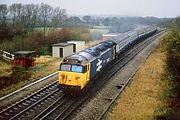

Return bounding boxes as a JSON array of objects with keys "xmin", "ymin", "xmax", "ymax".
[{"xmin": 96, "ymin": 59, "xmax": 102, "ymax": 71}]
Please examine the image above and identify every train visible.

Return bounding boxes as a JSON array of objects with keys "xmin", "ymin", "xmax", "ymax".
[{"xmin": 58, "ymin": 26, "xmax": 157, "ymax": 93}]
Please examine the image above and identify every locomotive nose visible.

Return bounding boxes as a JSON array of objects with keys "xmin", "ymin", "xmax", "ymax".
[{"xmin": 59, "ymin": 72, "xmax": 81, "ymax": 85}]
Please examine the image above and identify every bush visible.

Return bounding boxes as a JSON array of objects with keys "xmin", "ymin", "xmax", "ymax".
[
  {"xmin": 157, "ymin": 17, "xmax": 180, "ymax": 119},
  {"xmin": 0, "ymin": 76, "xmax": 11, "ymax": 89},
  {"xmin": 11, "ymin": 65, "xmax": 31, "ymax": 81},
  {"xmin": 0, "ymin": 65, "xmax": 32, "ymax": 89},
  {"xmin": 166, "ymin": 28, "xmax": 180, "ymax": 81},
  {"xmin": 0, "ymin": 27, "xmax": 91, "ymax": 56}
]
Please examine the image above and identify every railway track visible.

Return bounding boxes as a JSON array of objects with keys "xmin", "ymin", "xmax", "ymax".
[
  {"xmin": 34, "ymin": 96, "xmax": 82, "ymax": 120},
  {"xmin": 33, "ymin": 95, "xmax": 75, "ymax": 120},
  {"xmin": 0, "ymin": 30, "xmax": 165, "ymax": 120},
  {"xmin": 0, "ymin": 81, "xmax": 62, "ymax": 120},
  {"xmin": 96, "ymin": 30, "xmax": 166, "ymax": 120}
]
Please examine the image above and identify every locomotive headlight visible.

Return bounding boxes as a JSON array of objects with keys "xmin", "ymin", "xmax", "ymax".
[{"xmin": 60, "ymin": 74, "xmax": 65, "ymax": 79}]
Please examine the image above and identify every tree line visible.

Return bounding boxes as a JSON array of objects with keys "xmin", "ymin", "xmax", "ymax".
[
  {"xmin": 0, "ymin": 3, "xmax": 172, "ymax": 40},
  {"xmin": 0, "ymin": 3, "xmax": 93, "ymax": 54},
  {"xmin": 0, "ymin": 3, "xmax": 68, "ymax": 40},
  {"xmin": 0, "ymin": 3, "xmax": 173, "ymax": 55}
]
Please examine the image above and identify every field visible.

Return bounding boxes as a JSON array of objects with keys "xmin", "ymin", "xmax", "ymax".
[
  {"xmin": 35, "ymin": 27, "xmax": 109, "ymax": 35},
  {"xmin": 89, "ymin": 28, "xmax": 109, "ymax": 34}
]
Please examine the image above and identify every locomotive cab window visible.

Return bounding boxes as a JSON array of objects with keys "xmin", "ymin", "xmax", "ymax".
[
  {"xmin": 60, "ymin": 64, "xmax": 71, "ymax": 71},
  {"xmin": 60, "ymin": 64, "xmax": 87, "ymax": 73},
  {"xmin": 72, "ymin": 65, "xmax": 87, "ymax": 73},
  {"xmin": 72, "ymin": 65, "xmax": 83, "ymax": 73}
]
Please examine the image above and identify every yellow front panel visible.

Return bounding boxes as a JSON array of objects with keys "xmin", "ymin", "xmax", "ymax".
[
  {"xmin": 58, "ymin": 71, "xmax": 86, "ymax": 89},
  {"xmin": 58, "ymin": 63, "xmax": 90, "ymax": 89}
]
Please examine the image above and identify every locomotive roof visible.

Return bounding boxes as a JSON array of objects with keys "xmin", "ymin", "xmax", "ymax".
[
  {"xmin": 63, "ymin": 54, "xmax": 89, "ymax": 65},
  {"xmin": 62, "ymin": 41, "xmax": 116, "ymax": 65}
]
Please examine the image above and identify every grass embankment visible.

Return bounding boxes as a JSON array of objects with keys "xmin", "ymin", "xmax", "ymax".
[
  {"xmin": 30, "ymin": 56, "xmax": 61, "ymax": 80},
  {"xmin": 0, "ymin": 56, "xmax": 61, "ymax": 97},
  {"xmin": 0, "ymin": 59, "xmax": 11, "ymax": 77},
  {"xmin": 108, "ymin": 32, "xmax": 180, "ymax": 120}
]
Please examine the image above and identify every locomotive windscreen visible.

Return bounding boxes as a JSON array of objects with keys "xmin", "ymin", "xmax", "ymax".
[
  {"xmin": 60, "ymin": 64, "xmax": 71, "ymax": 71},
  {"xmin": 71, "ymin": 65, "xmax": 83, "ymax": 73},
  {"xmin": 60, "ymin": 64, "xmax": 86, "ymax": 73}
]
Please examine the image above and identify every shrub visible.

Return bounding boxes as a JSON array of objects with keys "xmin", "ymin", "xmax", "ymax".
[{"xmin": 11, "ymin": 65, "xmax": 31, "ymax": 83}]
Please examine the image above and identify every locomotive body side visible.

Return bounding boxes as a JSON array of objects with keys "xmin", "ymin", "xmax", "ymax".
[{"xmin": 89, "ymin": 47, "xmax": 114, "ymax": 79}]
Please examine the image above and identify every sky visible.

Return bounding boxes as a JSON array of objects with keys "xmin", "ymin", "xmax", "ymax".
[{"xmin": 1, "ymin": 0, "xmax": 180, "ymax": 18}]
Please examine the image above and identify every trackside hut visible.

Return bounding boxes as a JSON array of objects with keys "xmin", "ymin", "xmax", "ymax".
[
  {"xmin": 52, "ymin": 43, "xmax": 74, "ymax": 58},
  {"xmin": 12, "ymin": 51, "xmax": 36, "ymax": 69}
]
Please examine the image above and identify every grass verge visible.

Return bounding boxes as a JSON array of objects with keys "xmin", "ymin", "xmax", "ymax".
[
  {"xmin": 107, "ymin": 35, "xmax": 176, "ymax": 120},
  {"xmin": 0, "ymin": 55, "xmax": 62, "ymax": 97}
]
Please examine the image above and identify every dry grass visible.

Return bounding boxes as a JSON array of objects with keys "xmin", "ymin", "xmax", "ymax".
[
  {"xmin": 0, "ymin": 79, "xmax": 28, "ymax": 97},
  {"xmin": 35, "ymin": 55, "xmax": 55, "ymax": 64},
  {"xmin": 0, "ymin": 55, "xmax": 62, "ymax": 96},
  {"xmin": 30, "ymin": 56, "xmax": 62, "ymax": 80},
  {"xmin": 0, "ymin": 60, "xmax": 11, "ymax": 77},
  {"xmin": 107, "ymin": 44, "xmax": 168, "ymax": 120}
]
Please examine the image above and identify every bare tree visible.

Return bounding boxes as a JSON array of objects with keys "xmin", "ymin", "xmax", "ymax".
[
  {"xmin": 0, "ymin": 4, "xmax": 8, "ymax": 26},
  {"xmin": 83, "ymin": 16, "xmax": 91, "ymax": 26},
  {"xmin": 39, "ymin": 3, "xmax": 53, "ymax": 41},
  {"xmin": 51, "ymin": 7, "xmax": 67, "ymax": 28},
  {"xmin": 0, "ymin": 4, "xmax": 9, "ymax": 41},
  {"xmin": 21, "ymin": 4, "xmax": 39, "ymax": 32},
  {"xmin": 175, "ymin": 16, "xmax": 180, "ymax": 29},
  {"xmin": 9, "ymin": 3, "xmax": 24, "ymax": 34}
]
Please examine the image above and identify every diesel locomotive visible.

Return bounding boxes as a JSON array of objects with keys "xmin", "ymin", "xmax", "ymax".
[{"xmin": 58, "ymin": 26, "xmax": 157, "ymax": 92}]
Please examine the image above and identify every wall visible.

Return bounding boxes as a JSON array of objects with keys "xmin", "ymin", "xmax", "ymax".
[
  {"xmin": 67, "ymin": 41, "xmax": 85, "ymax": 52},
  {"xmin": 52, "ymin": 45, "xmax": 73, "ymax": 58}
]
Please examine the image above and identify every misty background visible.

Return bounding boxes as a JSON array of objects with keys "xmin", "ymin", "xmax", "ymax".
[
  {"xmin": 1, "ymin": 0, "xmax": 180, "ymax": 18},
  {"xmin": 0, "ymin": 1, "xmax": 179, "ymax": 54}
]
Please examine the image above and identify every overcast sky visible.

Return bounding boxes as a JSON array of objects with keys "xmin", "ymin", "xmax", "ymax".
[{"xmin": 1, "ymin": 0, "xmax": 180, "ymax": 18}]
